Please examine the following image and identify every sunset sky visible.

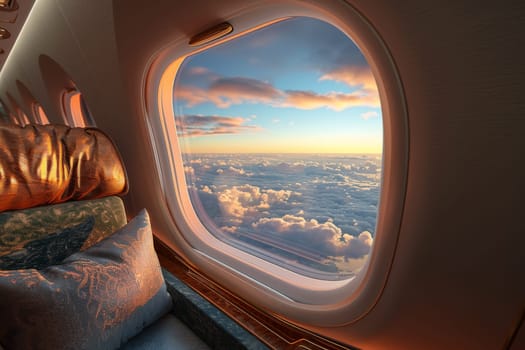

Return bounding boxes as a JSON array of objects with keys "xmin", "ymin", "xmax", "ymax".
[{"xmin": 173, "ymin": 17, "xmax": 382, "ymax": 154}]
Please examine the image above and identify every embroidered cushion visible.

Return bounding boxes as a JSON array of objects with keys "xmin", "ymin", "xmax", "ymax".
[{"xmin": 0, "ymin": 209, "xmax": 172, "ymax": 349}]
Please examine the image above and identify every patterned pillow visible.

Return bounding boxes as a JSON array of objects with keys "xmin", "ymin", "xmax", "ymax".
[
  {"xmin": 0, "ymin": 196, "xmax": 127, "ymax": 270},
  {"xmin": 0, "ymin": 209, "xmax": 173, "ymax": 350}
]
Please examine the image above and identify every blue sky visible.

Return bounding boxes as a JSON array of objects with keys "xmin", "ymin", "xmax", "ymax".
[{"xmin": 173, "ymin": 17, "xmax": 382, "ymax": 154}]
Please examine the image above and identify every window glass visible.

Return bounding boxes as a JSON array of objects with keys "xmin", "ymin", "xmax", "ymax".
[
  {"xmin": 9, "ymin": 113, "xmax": 20, "ymax": 125},
  {"xmin": 173, "ymin": 17, "xmax": 382, "ymax": 280},
  {"xmin": 18, "ymin": 110, "xmax": 30, "ymax": 125},
  {"xmin": 33, "ymin": 104, "xmax": 50, "ymax": 124},
  {"xmin": 62, "ymin": 90, "xmax": 95, "ymax": 127}
]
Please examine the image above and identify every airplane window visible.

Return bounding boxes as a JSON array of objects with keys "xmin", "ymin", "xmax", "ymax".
[
  {"xmin": 172, "ymin": 17, "xmax": 382, "ymax": 280},
  {"xmin": 61, "ymin": 90, "xmax": 95, "ymax": 127},
  {"xmin": 5, "ymin": 93, "xmax": 30, "ymax": 125},
  {"xmin": 33, "ymin": 103, "xmax": 50, "ymax": 124},
  {"xmin": 10, "ymin": 114, "xmax": 20, "ymax": 125},
  {"xmin": 18, "ymin": 110, "xmax": 30, "ymax": 125}
]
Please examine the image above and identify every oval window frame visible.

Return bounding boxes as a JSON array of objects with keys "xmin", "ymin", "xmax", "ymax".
[
  {"xmin": 32, "ymin": 103, "xmax": 50, "ymax": 124},
  {"xmin": 144, "ymin": 0, "xmax": 408, "ymax": 326},
  {"xmin": 61, "ymin": 89, "xmax": 95, "ymax": 127}
]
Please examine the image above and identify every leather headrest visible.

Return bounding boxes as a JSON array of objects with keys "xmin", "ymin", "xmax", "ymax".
[{"xmin": 0, "ymin": 124, "xmax": 128, "ymax": 212}]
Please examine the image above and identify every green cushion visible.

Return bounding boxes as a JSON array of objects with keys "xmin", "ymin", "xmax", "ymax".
[
  {"xmin": 0, "ymin": 217, "xmax": 94, "ymax": 270},
  {"xmin": 0, "ymin": 196, "xmax": 126, "ymax": 269}
]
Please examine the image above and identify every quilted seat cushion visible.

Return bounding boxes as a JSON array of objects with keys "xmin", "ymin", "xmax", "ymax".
[{"xmin": 0, "ymin": 196, "xmax": 127, "ymax": 270}]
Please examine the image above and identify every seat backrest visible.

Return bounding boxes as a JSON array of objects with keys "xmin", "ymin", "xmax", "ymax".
[{"xmin": 0, "ymin": 124, "xmax": 129, "ymax": 269}]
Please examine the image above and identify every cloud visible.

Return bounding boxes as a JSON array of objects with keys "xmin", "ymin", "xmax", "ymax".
[
  {"xmin": 215, "ymin": 184, "xmax": 294, "ymax": 223},
  {"xmin": 175, "ymin": 66, "xmax": 380, "ymax": 111},
  {"xmin": 361, "ymin": 111, "xmax": 379, "ymax": 120},
  {"xmin": 192, "ymin": 183, "xmax": 299, "ymax": 229},
  {"xmin": 191, "ymin": 175, "xmax": 374, "ymax": 260},
  {"xmin": 280, "ymin": 64, "xmax": 380, "ymax": 110},
  {"xmin": 176, "ymin": 77, "xmax": 282, "ymax": 109},
  {"xmin": 175, "ymin": 86, "xmax": 224, "ymax": 108},
  {"xmin": 252, "ymin": 214, "xmax": 373, "ymax": 259},
  {"xmin": 210, "ymin": 77, "xmax": 282, "ymax": 103},
  {"xmin": 283, "ymin": 90, "xmax": 378, "ymax": 111},
  {"xmin": 320, "ymin": 65, "xmax": 377, "ymax": 91},
  {"xmin": 183, "ymin": 153, "xmax": 382, "ymax": 276},
  {"xmin": 187, "ymin": 66, "xmax": 211, "ymax": 75},
  {"xmin": 176, "ymin": 115, "xmax": 261, "ymax": 137},
  {"xmin": 216, "ymin": 166, "xmax": 252, "ymax": 176}
]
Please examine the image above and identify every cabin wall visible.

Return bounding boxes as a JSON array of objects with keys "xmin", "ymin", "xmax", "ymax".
[
  {"xmin": 0, "ymin": 0, "xmax": 523, "ymax": 349},
  {"xmin": 336, "ymin": 1, "xmax": 525, "ymax": 349}
]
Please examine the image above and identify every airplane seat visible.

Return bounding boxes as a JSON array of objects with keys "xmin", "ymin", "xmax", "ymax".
[{"xmin": 0, "ymin": 124, "xmax": 208, "ymax": 349}]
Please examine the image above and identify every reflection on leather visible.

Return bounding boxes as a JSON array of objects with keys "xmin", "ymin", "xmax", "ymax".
[{"xmin": 0, "ymin": 124, "xmax": 127, "ymax": 212}]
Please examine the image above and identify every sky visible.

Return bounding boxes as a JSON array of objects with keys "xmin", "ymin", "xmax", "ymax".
[{"xmin": 173, "ymin": 17, "xmax": 382, "ymax": 154}]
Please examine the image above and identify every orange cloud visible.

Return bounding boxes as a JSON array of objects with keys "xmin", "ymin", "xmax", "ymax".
[
  {"xmin": 176, "ymin": 115, "xmax": 262, "ymax": 137},
  {"xmin": 208, "ymin": 77, "xmax": 282, "ymax": 106},
  {"xmin": 175, "ymin": 77, "xmax": 282, "ymax": 108},
  {"xmin": 282, "ymin": 90, "xmax": 377, "ymax": 111},
  {"xmin": 320, "ymin": 65, "xmax": 377, "ymax": 91},
  {"xmin": 175, "ymin": 66, "xmax": 380, "ymax": 111},
  {"xmin": 174, "ymin": 86, "xmax": 225, "ymax": 107}
]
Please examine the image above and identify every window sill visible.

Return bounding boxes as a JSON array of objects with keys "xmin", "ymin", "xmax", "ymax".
[{"xmin": 155, "ymin": 238, "xmax": 356, "ymax": 350}]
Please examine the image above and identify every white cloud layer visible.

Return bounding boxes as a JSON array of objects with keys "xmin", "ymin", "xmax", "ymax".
[
  {"xmin": 185, "ymin": 154, "xmax": 382, "ymax": 273},
  {"xmin": 252, "ymin": 215, "xmax": 373, "ymax": 259}
]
